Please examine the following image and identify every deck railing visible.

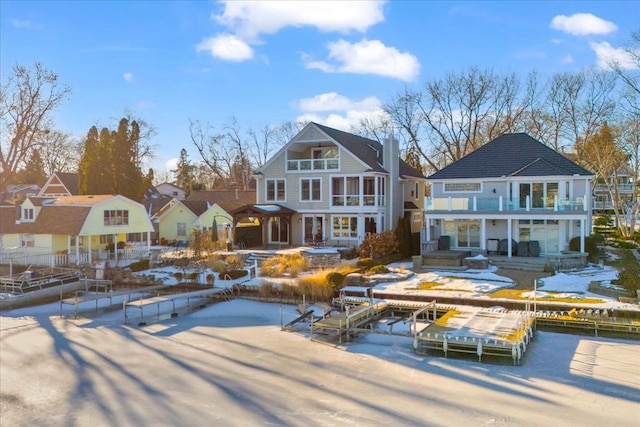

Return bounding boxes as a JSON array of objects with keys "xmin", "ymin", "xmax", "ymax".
[
  {"xmin": 1, "ymin": 245, "xmax": 151, "ymax": 267},
  {"xmin": 287, "ymin": 158, "xmax": 339, "ymax": 171},
  {"xmin": 425, "ymin": 195, "xmax": 588, "ymax": 212}
]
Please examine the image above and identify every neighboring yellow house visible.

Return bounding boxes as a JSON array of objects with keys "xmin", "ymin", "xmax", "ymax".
[
  {"xmin": 0, "ymin": 194, "xmax": 154, "ymax": 265},
  {"xmin": 152, "ymin": 199, "xmax": 235, "ymax": 245},
  {"xmin": 193, "ymin": 202, "xmax": 232, "ymax": 234}
]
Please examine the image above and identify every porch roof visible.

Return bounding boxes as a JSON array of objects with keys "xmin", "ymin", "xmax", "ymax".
[{"xmin": 229, "ymin": 204, "xmax": 296, "ymax": 219}]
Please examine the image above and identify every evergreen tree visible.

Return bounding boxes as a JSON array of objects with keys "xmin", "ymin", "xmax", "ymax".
[
  {"xmin": 96, "ymin": 127, "xmax": 115, "ymax": 194},
  {"xmin": 18, "ymin": 150, "xmax": 47, "ymax": 185},
  {"xmin": 78, "ymin": 126, "xmax": 99, "ymax": 194},
  {"xmin": 395, "ymin": 216, "xmax": 413, "ymax": 258},
  {"xmin": 173, "ymin": 148, "xmax": 196, "ymax": 196},
  {"xmin": 78, "ymin": 119, "xmax": 150, "ymax": 201}
]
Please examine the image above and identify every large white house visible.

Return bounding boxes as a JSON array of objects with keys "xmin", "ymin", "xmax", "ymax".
[
  {"xmin": 423, "ymin": 133, "xmax": 594, "ymax": 257},
  {"xmin": 248, "ymin": 122, "xmax": 427, "ymax": 247}
]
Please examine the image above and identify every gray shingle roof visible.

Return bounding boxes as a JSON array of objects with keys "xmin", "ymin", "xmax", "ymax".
[
  {"xmin": 56, "ymin": 172, "xmax": 79, "ymax": 195},
  {"xmin": 313, "ymin": 123, "xmax": 426, "ymax": 179},
  {"xmin": 428, "ymin": 133, "xmax": 593, "ymax": 180}
]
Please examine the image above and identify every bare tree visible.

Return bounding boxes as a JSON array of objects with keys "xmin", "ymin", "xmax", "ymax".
[
  {"xmin": 190, "ymin": 117, "xmax": 297, "ymax": 190},
  {"xmin": 0, "ymin": 62, "xmax": 71, "ymax": 188},
  {"xmin": 617, "ymin": 114, "xmax": 640, "ymax": 237},
  {"xmin": 610, "ymin": 29, "xmax": 640, "ymax": 99},
  {"xmin": 39, "ymin": 130, "xmax": 82, "ymax": 175},
  {"xmin": 189, "ymin": 118, "xmax": 228, "ymax": 187},
  {"xmin": 384, "ymin": 68, "xmax": 534, "ymax": 171},
  {"xmin": 579, "ymin": 123, "xmax": 633, "ymax": 236},
  {"xmin": 152, "ymin": 168, "xmax": 174, "ymax": 186}
]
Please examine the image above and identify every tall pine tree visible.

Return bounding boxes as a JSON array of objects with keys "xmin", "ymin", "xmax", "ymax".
[
  {"xmin": 78, "ymin": 119, "xmax": 151, "ymax": 201},
  {"xmin": 17, "ymin": 150, "xmax": 47, "ymax": 185},
  {"xmin": 173, "ymin": 148, "xmax": 195, "ymax": 196}
]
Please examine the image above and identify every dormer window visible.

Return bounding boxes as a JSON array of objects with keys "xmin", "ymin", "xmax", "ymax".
[{"xmin": 23, "ymin": 208, "xmax": 34, "ymax": 221}]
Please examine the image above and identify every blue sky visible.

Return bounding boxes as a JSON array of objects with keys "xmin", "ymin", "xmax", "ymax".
[{"xmin": 2, "ymin": 1, "xmax": 638, "ymax": 174}]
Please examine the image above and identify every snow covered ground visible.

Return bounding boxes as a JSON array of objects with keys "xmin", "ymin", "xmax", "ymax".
[
  {"xmin": 375, "ymin": 262, "xmax": 638, "ymax": 310},
  {"xmin": 1, "ymin": 299, "xmax": 639, "ymax": 426}
]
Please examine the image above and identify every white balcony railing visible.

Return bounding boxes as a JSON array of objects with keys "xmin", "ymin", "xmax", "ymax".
[
  {"xmin": 594, "ymin": 183, "xmax": 635, "ymax": 192},
  {"xmin": 287, "ymin": 158, "xmax": 339, "ymax": 171},
  {"xmin": 425, "ymin": 195, "xmax": 588, "ymax": 212}
]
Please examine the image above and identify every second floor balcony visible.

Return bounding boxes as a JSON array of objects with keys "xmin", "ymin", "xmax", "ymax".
[
  {"xmin": 425, "ymin": 195, "xmax": 588, "ymax": 213},
  {"xmin": 594, "ymin": 183, "xmax": 636, "ymax": 193}
]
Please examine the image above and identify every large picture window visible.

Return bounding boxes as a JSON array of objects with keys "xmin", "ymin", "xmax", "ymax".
[
  {"xmin": 103, "ymin": 210, "xmax": 129, "ymax": 226},
  {"xmin": 301, "ymin": 178, "xmax": 321, "ymax": 201},
  {"xmin": 332, "ymin": 176, "xmax": 360, "ymax": 206},
  {"xmin": 332, "ymin": 216, "xmax": 357, "ymax": 239},
  {"xmin": 266, "ymin": 179, "xmax": 286, "ymax": 202}
]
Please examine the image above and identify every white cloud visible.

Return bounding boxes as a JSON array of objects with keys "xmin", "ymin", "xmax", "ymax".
[
  {"xmin": 196, "ymin": 34, "xmax": 254, "ymax": 61},
  {"xmin": 550, "ymin": 13, "xmax": 617, "ymax": 36},
  {"xmin": 294, "ymin": 92, "xmax": 386, "ymax": 130},
  {"xmin": 304, "ymin": 39, "xmax": 420, "ymax": 82},
  {"xmin": 214, "ymin": 0, "xmax": 385, "ymax": 40},
  {"xmin": 296, "ymin": 92, "xmax": 382, "ymax": 113},
  {"xmin": 199, "ymin": 1, "xmax": 386, "ymax": 62},
  {"xmin": 561, "ymin": 54, "xmax": 574, "ymax": 64},
  {"xmin": 11, "ymin": 19, "xmax": 42, "ymax": 29},
  {"xmin": 165, "ymin": 158, "xmax": 178, "ymax": 172},
  {"xmin": 123, "ymin": 72, "xmax": 134, "ymax": 82},
  {"xmin": 590, "ymin": 41, "xmax": 638, "ymax": 70}
]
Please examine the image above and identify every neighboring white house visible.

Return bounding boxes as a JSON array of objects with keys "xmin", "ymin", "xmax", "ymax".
[
  {"xmin": 249, "ymin": 122, "xmax": 427, "ymax": 247},
  {"xmin": 592, "ymin": 164, "xmax": 638, "ymax": 212},
  {"xmin": 156, "ymin": 182, "xmax": 186, "ymax": 201},
  {"xmin": 423, "ymin": 133, "xmax": 594, "ymax": 257}
]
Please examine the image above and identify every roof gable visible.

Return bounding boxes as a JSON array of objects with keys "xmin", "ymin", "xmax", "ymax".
[
  {"xmin": 38, "ymin": 172, "xmax": 79, "ymax": 196},
  {"xmin": 428, "ymin": 133, "xmax": 593, "ymax": 180},
  {"xmin": 257, "ymin": 122, "xmax": 426, "ymax": 179}
]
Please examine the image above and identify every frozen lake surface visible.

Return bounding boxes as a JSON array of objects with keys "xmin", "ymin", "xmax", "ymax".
[{"xmin": 1, "ymin": 299, "xmax": 639, "ymax": 426}]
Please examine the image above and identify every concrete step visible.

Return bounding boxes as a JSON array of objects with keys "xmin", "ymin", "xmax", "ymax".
[{"xmin": 490, "ymin": 260, "xmax": 546, "ymax": 272}]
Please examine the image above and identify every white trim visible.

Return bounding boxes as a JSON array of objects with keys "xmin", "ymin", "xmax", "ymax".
[{"xmin": 265, "ymin": 178, "xmax": 287, "ymax": 203}]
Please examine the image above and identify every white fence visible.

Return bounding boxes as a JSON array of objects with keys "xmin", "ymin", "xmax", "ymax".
[{"xmin": 1, "ymin": 246, "xmax": 151, "ymax": 268}]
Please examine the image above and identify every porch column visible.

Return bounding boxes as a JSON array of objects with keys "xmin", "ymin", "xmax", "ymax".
[
  {"xmin": 113, "ymin": 234, "xmax": 118, "ymax": 264},
  {"xmin": 262, "ymin": 217, "xmax": 268, "ymax": 249},
  {"xmin": 75, "ymin": 236, "xmax": 80, "ymax": 265},
  {"xmin": 88, "ymin": 235, "xmax": 92, "ymax": 264},
  {"xmin": 425, "ymin": 218, "xmax": 431, "ymax": 241},
  {"xmin": 580, "ymin": 219, "xmax": 585, "ymax": 253},
  {"xmin": 480, "ymin": 218, "xmax": 486, "ymax": 250},
  {"xmin": 507, "ymin": 218, "xmax": 513, "ymax": 258},
  {"xmin": 67, "ymin": 235, "xmax": 72, "ymax": 257},
  {"xmin": 147, "ymin": 231, "xmax": 151, "ymax": 251}
]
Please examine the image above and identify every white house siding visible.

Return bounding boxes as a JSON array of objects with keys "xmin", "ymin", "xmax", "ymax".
[{"xmin": 426, "ymin": 174, "xmax": 592, "ymax": 255}]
